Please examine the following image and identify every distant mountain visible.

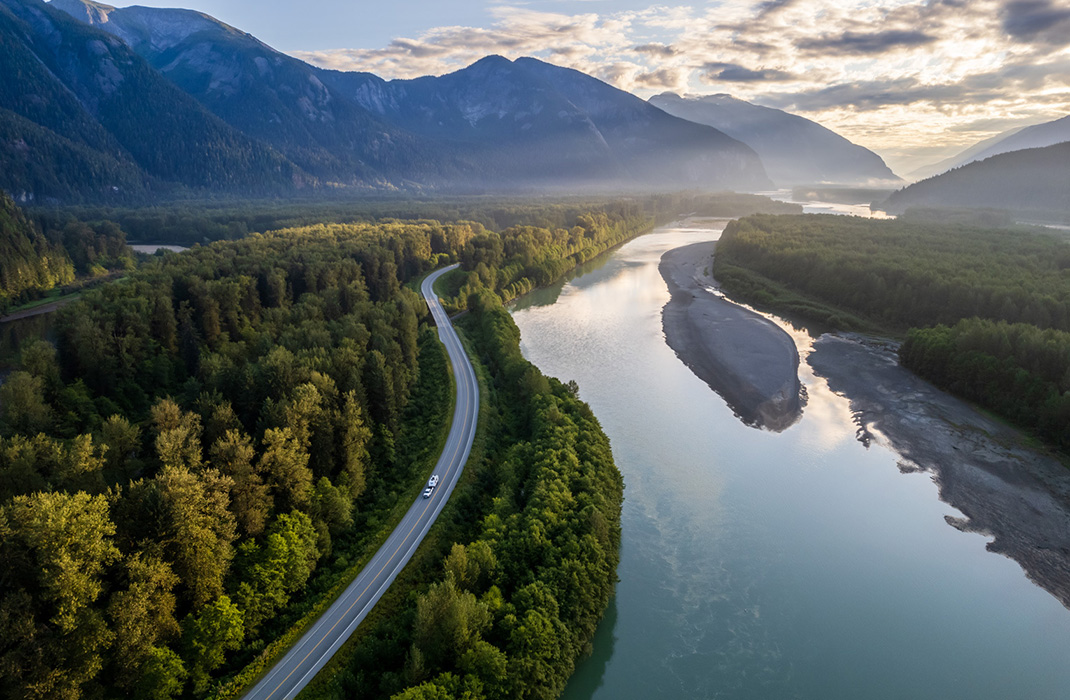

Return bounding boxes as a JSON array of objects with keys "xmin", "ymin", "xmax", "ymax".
[
  {"xmin": 905, "ymin": 127, "xmax": 1029, "ymax": 181},
  {"xmin": 321, "ymin": 56, "xmax": 770, "ymax": 191},
  {"xmin": 50, "ymin": 0, "xmax": 463, "ymax": 186},
  {"xmin": 28, "ymin": 0, "xmax": 770, "ymax": 198},
  {"xmin": 881, "ymin": 142, "xmax": 1070, "ymax": 218},
  {"xmin": 649, "ymin": 92, "xmax": 899, "ymax": 187},
  {"xmin": 910, "ymin": 114, "xmax": 1070, "ymax": 180},
  {"xmin": 0, "ymin": 0, "xmax": 304, "ymax": 202}
]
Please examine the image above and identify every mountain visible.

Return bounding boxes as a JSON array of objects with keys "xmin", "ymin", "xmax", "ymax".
[
  {"xmin": 911, "ymin": 114, "xmax": 1070, "ymax": 180},
  {"xmin": 649, "ymin": 92, "xmax": 899, "ymax": 187},
  {"xmin": 321, "ymin": 56, "xmax": 770, "ymax": 191},
  {"xmin": 905, "ymin": 127, "xmax": 1029, "ymax": 181},
  {"xmin": 49, "ymin": 0, "xmax": 463, "ymax": 186},
  {"xmin": 0, "ymin": 0, "xmax": 304, "ymax": 202},
  {"xmin": 37, "ymin": 0, "xmax": 770, "ymax": 196},
  {"xmin": 881, "ymin": 142, "xmax": 1070, "ymax": 218}
]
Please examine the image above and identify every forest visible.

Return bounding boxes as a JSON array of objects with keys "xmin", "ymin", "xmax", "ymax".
[
  {"xmin": 0, "ymin": 191, "xmax": 135, "ymax": 313},
  {"xmin": 900, "ymin": 319, "xmax": 1070, "ymax": 451},
  {"xmin": 0, "ymin": 198, "xmax": 645, "ymax": 699},
  {"xmin": 714, "ymin": 213, "xmax": 1070, "ymax": 451},
  {"xmin": 31, "ymin": 191, "xmax": 800, "ymax": 248},
  {"xmin": 297, "ymin": 290, "xmax": 623, "ymax": 700}
]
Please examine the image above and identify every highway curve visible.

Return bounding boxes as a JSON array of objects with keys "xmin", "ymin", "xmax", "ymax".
[{"xmin": 242, "ymin": 264, "xmax": 478, "ymax": 700}]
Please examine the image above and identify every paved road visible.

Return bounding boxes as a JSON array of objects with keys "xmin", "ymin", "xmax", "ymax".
[{"xmin": 242, "ymin": 264, "xmax": 478, "ymax": 700}]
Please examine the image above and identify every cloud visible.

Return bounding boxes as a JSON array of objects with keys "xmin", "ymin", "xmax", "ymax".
[
  {"xmin": 634, "ymin": 67, "xmax": 685, "ymax": 89},
  {"xmin": 288, "ymin": 0, "xmax": 1070, "ymax": 173},
  {"xmin": 763, "ymin": 77, "xmax": 1003, "ymax": 112},
  {"xmin": 1001, "ymin": 0, "xmax": 1070, "ymax": 44},
  {"xmin": 293, "ymin": 7, "xmax": 635, "ymax": 80},
  {"xmin": 701, "ymin": 62, "xmax": 796, "ymax": 82},
  {"xmin": 753, "ymin": 0, "xmax": 799, "ymax": 18},
  {"xmin": 796, "ymin": 30, "xmax": 937, "ymax": 55},
  {"xmin": 633, "ymin": 43, "xmax": 678, "ymax": 58}
]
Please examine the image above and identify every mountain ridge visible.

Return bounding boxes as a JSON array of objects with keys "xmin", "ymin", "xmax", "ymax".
[
  {"xmin": 8, "ymin": 0, "xmax": 773, "ymax": 200},
  {"xmin": 881, "ymin": 141, "xmax": 1070, "ymax": 219},
  {"xmin": 910, "ymin": 114, "xmax": 1070, "ymax": 180},
  {"xmin": 0, "ymin": 0, "xmax": 306, "ymax": 201},
  {"xmin": 649, "ymin": 92, "xmax": 899, "ymax": 187}
]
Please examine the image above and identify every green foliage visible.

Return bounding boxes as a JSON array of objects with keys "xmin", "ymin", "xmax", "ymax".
[
  {"xmin": 716, "ymin": 214, "xmax": 1070, "ymax": 333},
  {"xmin": 107, "ymin": 554, "xmax": 181, "ymax": 687},
  {"xmin": 717, "ymin": 213, "xmax": 1070, "ymax": 453},
  {"xmin": 0, "ymin": 201, "xmax": 638, "ymax": 698},
  {"xmin": 0, "ymin": 190, "xmax": 75, "ymax": 310},
  {"xmin": 901, "ymin": 319, "xmax": 1070, "ymax": 450},
  {"xmin": 0, "ymin": 370, "xmax": 52, "ymax": 435},
  {"xmin": 336, "ymin": 297, "xmax": 623, "ymax": 700},
  {"xmin": 135, "ymin": 646, "xmax": 188, "ymax": 700},
  {"xmin": 232, "ymin": 510, "xmax": 320, "ymax": 636},
  {"xmin": 0, "ymin": 491, "xmax": 119, "ymax": 699},
  {"xmin": 183, "ymin": 595, "xmax": 245, "ymax": 694},
  {"xmin": 156, "ymin": 465, "xmax": 238, "ymax": 610}
]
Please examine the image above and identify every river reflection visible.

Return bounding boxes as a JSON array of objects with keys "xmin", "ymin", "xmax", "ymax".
[{"xmin": 510, "ymin": 221, "xmax": 1070, "ymax": 700}]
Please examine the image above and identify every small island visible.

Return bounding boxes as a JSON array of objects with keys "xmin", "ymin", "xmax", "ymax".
[{"xmin": 659, "ymin": 239, "xmax": 803, "ymax": 431}]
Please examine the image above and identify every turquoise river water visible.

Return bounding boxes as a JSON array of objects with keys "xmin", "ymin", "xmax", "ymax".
[{"xmin": 509, "ymin": 221, "xmax": 1070, "ymax": 700}]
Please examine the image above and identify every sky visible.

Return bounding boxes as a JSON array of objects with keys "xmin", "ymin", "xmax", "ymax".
[{"xmin": 105, "ymin": 0, "xmax": 1070, "ymax": 175}]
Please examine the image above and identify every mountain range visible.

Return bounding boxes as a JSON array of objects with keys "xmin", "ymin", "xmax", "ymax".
[
  {"xmin": 881, "ymin": 141, "xmax": 1070, "ymax": 218},
  {"xmin": 909, "ymin": 113, "xmax": 1070, "ymax": 181},
  {"xmin": 0, "ymin": 0, "xmax": 779, "ymax": 202},
  {"xmin": 0, "ymin": 0, "xmax": 925, "ymax": 203},
  {"xmin": 649, "ymin": 92, "xmax": 899, "ymax": 187}
]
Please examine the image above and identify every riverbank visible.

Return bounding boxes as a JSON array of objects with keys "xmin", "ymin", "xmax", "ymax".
[
  {"xmin": 662, "ymin": 234, "xmax": 1070, "ymax": 607},
  {"xmin": 659, "ymin": 239, "xmax": 803, "ymax": 431},
  {"xmin": 809, "ymin": 333, "xmax": 1070, "ymax": 609}
]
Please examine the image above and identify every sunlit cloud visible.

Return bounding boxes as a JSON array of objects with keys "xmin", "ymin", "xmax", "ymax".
[{"xmin": 291, "ymin": 0, "xmax": 1070, "ymax": 174}]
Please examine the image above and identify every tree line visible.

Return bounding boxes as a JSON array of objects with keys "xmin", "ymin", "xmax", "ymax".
[
  {"xmin": 900, "ymin": 319, "xmax": 1070, "ymax": 450},
  {"xmin": 30, "ymin": 191, "xmax": 799, "ymax": 248},
  {"xmin": 0, "ymin": 191, "xmax": 135, "ymax": 313},
  {"xmin": 716, "ymin": 214, "xmax": 1070, "ymax": 332}
]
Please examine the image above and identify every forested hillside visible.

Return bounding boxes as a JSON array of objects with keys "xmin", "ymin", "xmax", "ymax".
[
  {"xmin": 714, "ymin": 214, "xmax": 1070, "ymax": 450},
  {"xmin": 0, "ymin": 0, "xmax": 303, "ymax": 202},
  {"xmin": 649, "ymin": 92, "xmax": 899, "ymax": 186},
  {"xmin": 0, "ymin": 202, "xmax": 643, "ymax": 699},
  {"xmin": 0, "ymin": 192, "xmax": 139, "ymax": 313},
  {"xmin": 881, "ymin": 142, "xmax": 1070, "ymax": 220},
  {"xmin": 0, "ymin": 191, "xmax": 74, "ymax": 309}
]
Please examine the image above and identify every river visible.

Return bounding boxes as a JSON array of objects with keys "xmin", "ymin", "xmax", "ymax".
[{"xmin": 509, "ymin": 221, "xmax": 1070, "ymax": 700}]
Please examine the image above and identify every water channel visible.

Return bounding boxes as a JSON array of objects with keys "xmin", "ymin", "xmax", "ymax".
[{"xmin": 509, "ymin": 221, "xmax": 1070, "ymax": 700}]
